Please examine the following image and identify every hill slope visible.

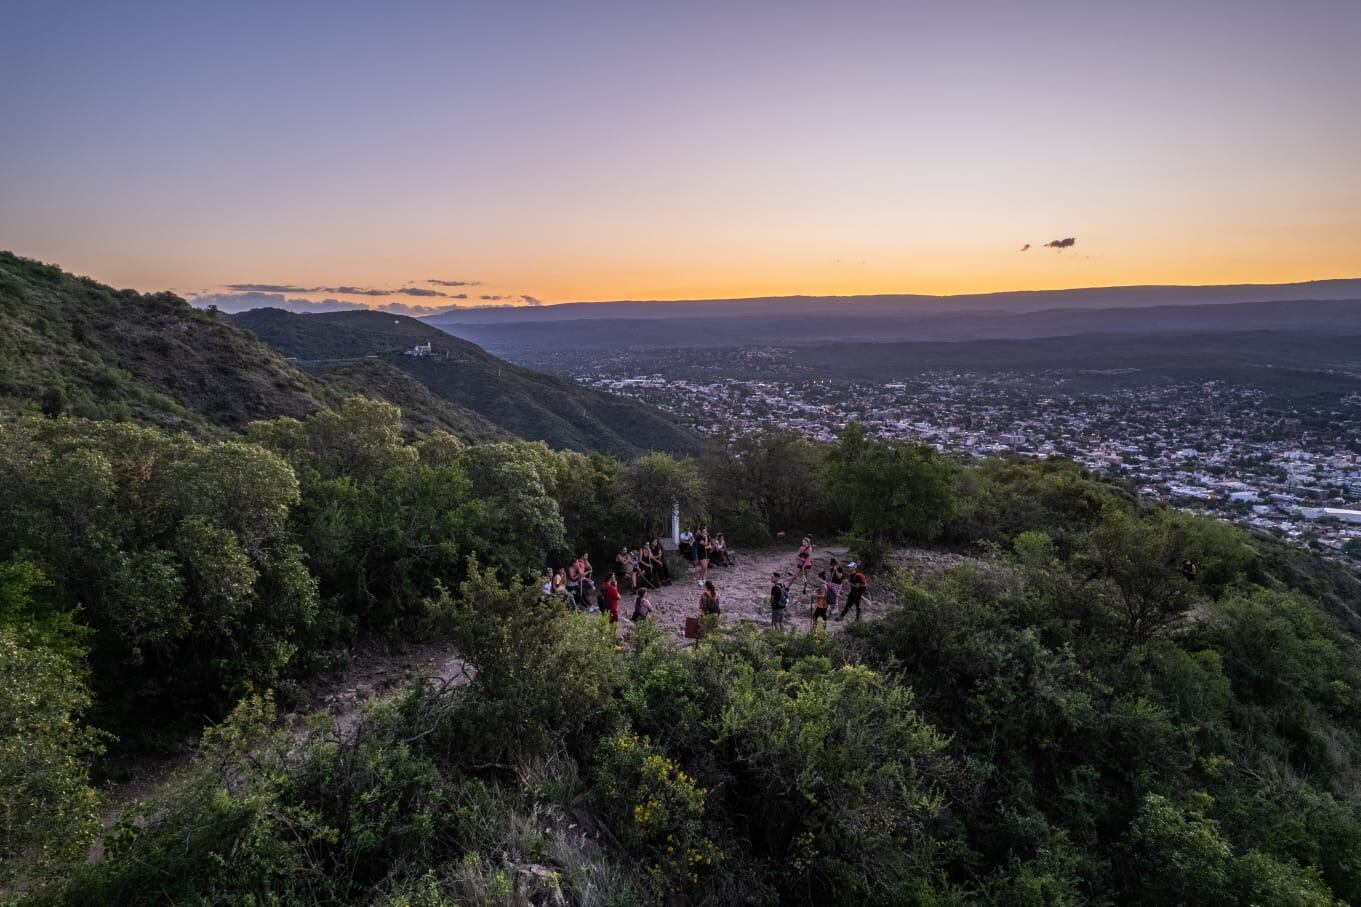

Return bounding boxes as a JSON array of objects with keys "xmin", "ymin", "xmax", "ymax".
[
  {"xmin": 229, "ymin": 308, "xmax": 703, "ymax": 458},
  {"xmin": 0, "ymin": 252, "xmax": 520, "ymax": 444},
  {"xmin": 0, "ymin": 251, "xmax": 326, "ymax": 431},
  {"xmin": 319, "ymin": 359, "xmax": 511, "ymax": 443}
]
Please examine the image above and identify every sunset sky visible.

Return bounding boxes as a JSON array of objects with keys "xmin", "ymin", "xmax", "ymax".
[{"xmin": 2, "ymin": 0, "xmax": 1359, "ymax": 309}]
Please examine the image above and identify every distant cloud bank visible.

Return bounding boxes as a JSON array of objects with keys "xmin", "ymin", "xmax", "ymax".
[
  {"xmin": 224, "ymin": 281, "xmax": 478, "ymax": 299},
  {"xmin": 191, "ymin": 285, "xmax": 543, "ymax": 315},
  {"xmin": 194, "ymin": 292, "xmax": 366, "ymax": 314}
]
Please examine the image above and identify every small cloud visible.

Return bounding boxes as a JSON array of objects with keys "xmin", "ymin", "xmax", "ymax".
[
  {"xmin": 228, "ymin": 282, "xmax": 463, "ymax": 298},
  {"xmin": 329, "ymin": 285, "xmax": 388, "ymax": 296},
  {"xmin": 427, "ymin": 278, "xmax": 481, "ymax": 287},
  {"xmin": 1019, "ymin": 243, "xmax": 1031, "ymax": 252},
  {"xmin": 480, "ymin": 294, "xmax": 506, "ymax": 301},
  {"xmin": 520, "ymin": 295, "xmax": 543, "ymax": 307},
  {"xmin": 1043, "ymin": 237, "xmax": 1077, "ymax": 250}
]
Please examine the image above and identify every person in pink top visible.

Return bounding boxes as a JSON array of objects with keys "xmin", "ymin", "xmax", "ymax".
[{"xmin": 795, "ymin": 537, "xmax": 814, "ymax": 590}]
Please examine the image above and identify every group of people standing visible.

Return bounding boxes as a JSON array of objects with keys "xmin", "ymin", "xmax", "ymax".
[{"xmin": 768, "ymin": 538, "xmax": 869, "ymax": 629}]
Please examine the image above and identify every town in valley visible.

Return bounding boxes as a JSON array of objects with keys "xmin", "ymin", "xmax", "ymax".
[{"xmin": 569, "ymin": 347, "xmax": 1361, "ymax": 566}]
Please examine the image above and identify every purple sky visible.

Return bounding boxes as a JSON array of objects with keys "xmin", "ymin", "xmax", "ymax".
[{"xmin": 2, "ymin": 0, "xmax": 1358, "ymax": 307}]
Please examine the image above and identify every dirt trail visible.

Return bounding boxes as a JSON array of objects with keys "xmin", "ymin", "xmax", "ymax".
[
  {"xmin": 623, "ymin": 543, "xmax": 964, "ymax": 638},
  {"xmin": 312, "ymin": 639, "xmax": 471, "ymax": 738},
  {"xmin": 101, "ymin": 639, "xmax": 471, "ymax": 824}
]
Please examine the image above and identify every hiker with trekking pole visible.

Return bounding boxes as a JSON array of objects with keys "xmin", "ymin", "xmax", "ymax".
[{"xmin": 812, "ymin": 570, "xmax": 830, "ymax": 629}]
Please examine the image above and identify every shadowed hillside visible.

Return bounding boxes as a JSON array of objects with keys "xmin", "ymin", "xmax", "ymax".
[
  {"xmin": 230, "ymin": 308, "xmax": 703, "ymax": 458},
  {"xmin": 319, "ymin": 359, "xmax": 512, "ymax": 443}
]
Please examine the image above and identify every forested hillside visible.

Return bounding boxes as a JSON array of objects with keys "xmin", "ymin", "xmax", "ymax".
[
  {"xmin": 0, "ymin": 252, "xmax": 693, "ymax": 456},
  {"xmin": 230, "ymin": 308, "xmax": 704, "ymax": 458},
  {"xmin": 0, "ymin": 252, "xmax": 326, "ymax": 432},
  {"xmin": 320, "ymin": 359, "xmax": 511, "ymax": 443},
  {"xmin": 5, "ymin": 399, "xmax": 1361, "ymax": 903}
]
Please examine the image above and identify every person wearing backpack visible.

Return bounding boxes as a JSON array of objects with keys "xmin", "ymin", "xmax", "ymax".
[
  {"xmin": 770, "ymin": 572, "xmax": 789, "ymax": 629},
  {"xmin": 838, "ymin": 563, "xmax": 867, "ymax": 621},
  {"xmin": 631, "ymin": 587, "xmax": 653, "ymax": 622},
  {"xmin": 828, "ymin": 557, "xmax": 845, "ymax": 603}
]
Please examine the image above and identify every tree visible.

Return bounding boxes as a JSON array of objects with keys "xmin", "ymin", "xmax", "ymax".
[
  {"xmin": 616, "ymin": 452, "xmax": 706, "ymax": 536},
  {"xmin": 0, "ymin": 415, "xmax": 319, "ymax": 726},
  {"xmin": 819, "ymin": 422, "xmax": 957, "ymax": 543},
  {"xmin": 248, "ymin": 396, "xmax": 417, "ymax": 484},
  {"xmin": 702, "ymin": 429, "xmax": 829, "ymax": 542},
  {"xmin": 459, "ymin": 443, "xmax": 566, "ymax": 575},
  {"xmin": 1082, "ymin": 508, "xmax": 1197, "ymax": 647}
]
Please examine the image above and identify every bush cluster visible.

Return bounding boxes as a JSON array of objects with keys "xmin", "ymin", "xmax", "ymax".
[{"xmin": 5, "ymin": 408, "xmax": 1361, "ymax": 905}]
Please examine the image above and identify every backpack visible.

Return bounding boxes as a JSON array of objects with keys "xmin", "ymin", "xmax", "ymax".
[{"xmin": 774, "ymin": 584, "xmax": 789, "ymax": 609}]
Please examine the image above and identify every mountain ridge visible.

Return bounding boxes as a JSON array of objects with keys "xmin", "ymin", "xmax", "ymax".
[
  {"xmin": 426, "ymin": 278, "xmax": 1361, "ymax": 325},
  {"xmin": 425, "ymin": 295, "xmax": 1361, "ymax": 360}
]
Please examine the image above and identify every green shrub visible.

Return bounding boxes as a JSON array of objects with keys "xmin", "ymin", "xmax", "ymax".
[
  {"xmin": 0, "ymin": 630, "xmax": 104, "ymax": 887},
  {"xmin": 592, "ymin": 731, "xmax": 716, "ymax": 894}
]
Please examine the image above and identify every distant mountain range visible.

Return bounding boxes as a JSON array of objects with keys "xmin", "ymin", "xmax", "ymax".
[
  {"xmin": 423, "ymin": 281, "xmax": 1361, "ymax": 359},
  {"xmin": 434, "ymin": 279, "xmax": 1361, "ymax": 323}
]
